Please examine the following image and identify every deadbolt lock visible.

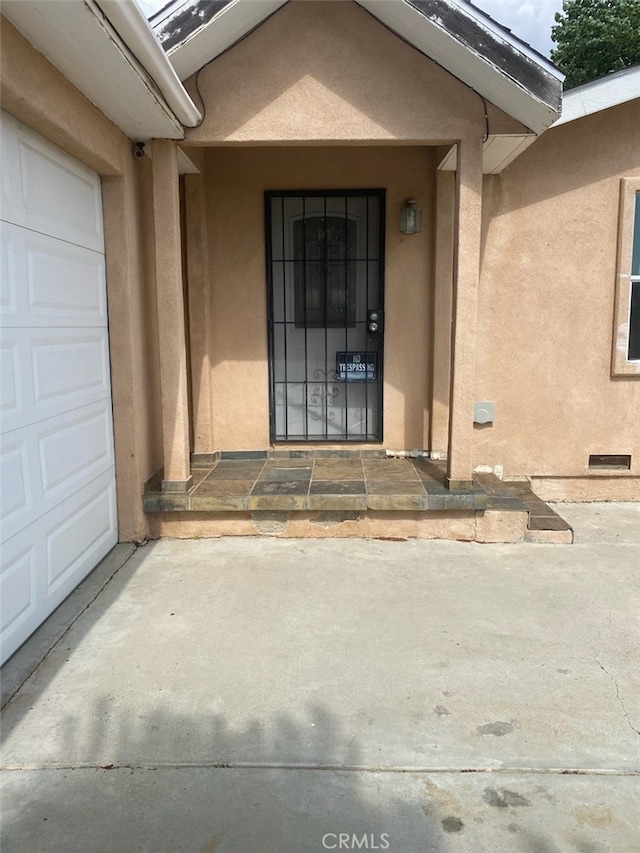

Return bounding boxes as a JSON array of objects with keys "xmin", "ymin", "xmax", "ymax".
[{"xmin": 367, "ymin": 310, "xmax": 382, "ymax": 334}]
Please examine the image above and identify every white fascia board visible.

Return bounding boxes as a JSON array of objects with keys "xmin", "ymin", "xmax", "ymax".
[
  {"xmin": 97, "ymin": 0, "xmax": 201, "ymax": 127},
  {"xmin": 438, "ymin": 134, "xmax": 537, "ymax": 173},
  {"xmin": 357, "ymin": 0, "xmax": 561, "ymax": 134},
  {"xmin": 166, "ymin": 0, "xmax": 288, "ymax": 81},
  {"xmin": 2, "ymin": 0, "xmax": 185, "ymax": 140},
  {"xmin": 552, "ymin": 65, "xmax": 640, "ymax": 127},
  {"xmin": 440, "ymin": 0, "xmax": 558, "ymax": 75}
]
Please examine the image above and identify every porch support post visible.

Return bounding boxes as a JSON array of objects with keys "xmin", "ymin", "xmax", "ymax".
[
  {"xmin": 184, "ymin": 164, "xmax": 214, "ymax": 453},
  {"xmin": 446, "ymin": 137, "xmax": 483, "ymax": 489},
  {"xmin": 152, "ymin": 139, "xmax": 193, "ymax": 492},
  {"xmin": 430, "ymin": 169, "xmax": 455, "ymax": 458}
]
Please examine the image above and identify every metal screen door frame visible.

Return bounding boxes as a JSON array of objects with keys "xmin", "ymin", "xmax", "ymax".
[{"xmin": 265, "ymin": 189, "xmax": 386, "ymax": 443}]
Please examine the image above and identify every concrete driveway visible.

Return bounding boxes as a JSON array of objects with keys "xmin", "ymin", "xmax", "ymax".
[{"xmin": 1, "ymin": 503, "xmax": 639, "ymax": 852}]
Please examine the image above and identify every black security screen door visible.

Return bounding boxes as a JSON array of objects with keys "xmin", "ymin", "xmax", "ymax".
[{"xmin": 266, "ymin": 190, "xmax": 385, "ymax": 441}]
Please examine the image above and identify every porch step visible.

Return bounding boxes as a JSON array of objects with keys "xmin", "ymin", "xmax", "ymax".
[
  {"xmin": 475, "ymin": 474, "xmax": 574, "ymax": 544},
  {"xmin": 143, "ymin": 454, "xmax": 487, "ymax": 514},
  {"xmin": 143, "ymin": 454, "xmax": 573, "ymax": 543}
]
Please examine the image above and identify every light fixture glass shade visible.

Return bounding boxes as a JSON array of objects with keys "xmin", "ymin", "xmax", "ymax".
[{"xmin": 400, "ymin": 197, "xmax": 422, "ymax": 234}]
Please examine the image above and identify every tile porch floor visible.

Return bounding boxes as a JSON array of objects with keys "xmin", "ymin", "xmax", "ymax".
[{"xmin": 143, "ymin": 453, "xmax": 572, "ymax": 538}]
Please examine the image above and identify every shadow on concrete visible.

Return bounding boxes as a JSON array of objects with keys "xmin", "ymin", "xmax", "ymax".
[
  {"xmin": 0, "ymin": 542, "xmax": 147, "ymax": 720},
  {"xmin": 2, "ymin": 529, "xmax": 637, "ymax": 852},
  {"xmin": 2, "ymin": 701, "xmax": 450, "ymax": 853}
]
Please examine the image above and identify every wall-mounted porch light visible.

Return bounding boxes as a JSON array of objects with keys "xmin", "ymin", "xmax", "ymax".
[{"xmin": 400, "ymin": 196, "xmax": 422, "ymax": 234}]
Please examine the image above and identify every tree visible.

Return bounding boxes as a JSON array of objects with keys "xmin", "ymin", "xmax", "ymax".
[{"xmin": 551, "ymin": 0, "xmax": 640, "ymax": 89}]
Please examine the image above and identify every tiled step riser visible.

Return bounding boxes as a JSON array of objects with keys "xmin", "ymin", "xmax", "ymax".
[{"xmin": 143, "ymin": 493, "xmax": 487, "ymax": 513}]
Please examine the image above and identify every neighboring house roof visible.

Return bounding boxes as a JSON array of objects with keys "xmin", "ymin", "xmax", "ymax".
[
  {"xmin": 1, "ymin": 0, "xmax": 201, "ymax": 140},
  {"xmin": 551, "ymin": 64, "xmax": 640, "ymax": 127},
  {"xmin": 151, "ymin": 0, "xmax": 563, "ymax": 136},
  {"xmin": 440, "ymin": 63, "xmax": 640, "ymax": 173}
]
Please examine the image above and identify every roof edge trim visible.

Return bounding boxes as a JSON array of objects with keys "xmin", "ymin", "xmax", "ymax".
[
  {"xmin": 159, "ymin": 0, "xmax": 289, "ymax": 82},
  {"xmin": 97, "ymin": 0, "xmax": 201, "ymax": 126},
  {"xmin": 451, "ymin": 0, "xmax": 561, "ymax": 76},
  {"xmin": 356, "ymin": 0, "xmax": 563, "ymax": 133},
  {"xmin": 552, "ymin": 64, "xmax": 640, "ymax": 127}
]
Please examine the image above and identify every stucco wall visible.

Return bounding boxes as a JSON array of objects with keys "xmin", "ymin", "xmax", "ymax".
[
  {"xmin": 184, "ymin": 0, "xmax": 525, "ymax": 145},
  {"xmin": 1, "ymin": 18, "xmax": 163, "ymax": 540},
  {"xmin": 183, "ymin": 0, "xmax": 512, "ymax": 453},
  {"xmin": 475, "ymin": 99, "xmax": 640, "ymax": 480},
  {"xmin": 198, "ymin": 146, "xmax": 435, "ymax": 450}
]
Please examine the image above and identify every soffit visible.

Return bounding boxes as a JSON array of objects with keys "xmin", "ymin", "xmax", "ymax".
[
  {"xmin": 438, "ymin": 135, "xmax": 537, "ymax": 174},
  {"xmin": 2, "ymin": 0, "xmax": 185, "ymax": 139}
]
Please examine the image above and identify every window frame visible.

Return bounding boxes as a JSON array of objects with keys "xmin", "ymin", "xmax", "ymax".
[{"xmin": 611, "ymin": 178, "xmax": 640, "ymax": 376}]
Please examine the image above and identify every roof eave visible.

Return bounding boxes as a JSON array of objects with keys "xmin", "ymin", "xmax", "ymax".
[
  {"xmin": 356, "ymin": 0, "xmax": 563, "ymax": 134},
  {"xmin": 1, "ymin": 0, "xmax": 200, "ymax": 140},
  {"xmin": 155, "ymin": 0, "xmax": 563, "ymax": 133},
  {"xmin": 97, "ymin": 0, "xmax": 201, "ymax": 127},
  {"xmin": 160, "ymin": 0, "xmax": 289, "ymax": 82},
  {"xmin": 552, "ymin": 64, "xmax": 640, "ymax": 127}
]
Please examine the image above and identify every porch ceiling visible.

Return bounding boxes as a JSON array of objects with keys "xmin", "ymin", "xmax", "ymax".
[
  {"xmin": 152, "ymin": 0, "xmax": 563, "ymax": 136},
  {"xmin": 438, "ymin": 134, "xmax": 538, "ymax": 175}
]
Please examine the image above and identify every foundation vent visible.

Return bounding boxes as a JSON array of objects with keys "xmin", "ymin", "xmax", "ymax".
[{"xmin": 588, "ymin": 454, "xmax": 631, "ymax": 470}]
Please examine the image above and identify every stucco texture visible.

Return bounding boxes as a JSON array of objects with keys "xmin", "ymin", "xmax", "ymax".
[
  {"xmin": 184, "ymin": 0, "xmax": 524, "ymax": 145},
  {"xmin": 196, "ymin": 146, "xmax": 435, "ymax": 450},
  {"xmin": 475, "ymin": 99, "xmax": 640, "ymax": 482},
  {"xmin": 182, "ymin": 0, "xmax": 512, "ymax": 455}
]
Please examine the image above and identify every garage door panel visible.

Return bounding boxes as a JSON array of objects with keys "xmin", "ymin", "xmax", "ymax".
[
  {"xmin": 1, "ymin": 113, "xmax": 104, "ymax": 252},
  {"xmin": 1, "ymin": 328, "xmax": 111, "ymax": 433},
  {"xmin": 0, "ymin": 542, "xmax": 39, "ymax": 642},
  {"xmin": 0, "ymin": 433, "xmax": 37, "ymax": 534},
  {"xmin": 1, "ymin": 336, "xmax": 26, "ymax": 421},
  {"xmin": 0, "ymin": 472, "xmax": 117, "ymax": 662},
  {"xmin": 1, "ymin": 401, "xmax": 114, "ymax": 542},
  {"xmin": 32, "ymin": 331, "xmax": 110, "ymax": 411},
  {"xmin": 39, "ymin": 402, "xmax": 115, "ymax": 498},
  {"xmin": 0, "ymin": 225, "xmax": 16, "ymax": 314},
  {"xmin": 0, "ymin": 221, "xmax": 107, "ymax": 328},
  {"xmin": 1, "ymin": 112, "xmax": 116, "ymax": 666},
  {"xmin": 18, "ymin": 134, "xmax": 104, "ymax": 251},
  {"xmin": 0, "ymin": 115, "xmax": 24, "ymax": 224},
  {"xmin": 46, "ymin": 471, "xmax": 117, "ymax": 596}
]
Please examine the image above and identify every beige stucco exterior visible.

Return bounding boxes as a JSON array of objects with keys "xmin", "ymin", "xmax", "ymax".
[
  {"xmin": 190, "ymin": 145, "xmax": 435, "ymax": 451},
  {"xmin": 181, "ymin": 0, "xmax": 518, "ymax": 489},
  {"xmin": 2, "ymin": 0, "xmax": 638, "ymax": 558},
  {"xmin": 184, "ymin": 0, "xmax": 527, "ymax": 146},
  {"xmin": 474, "ymin": 98, "xmax": 640, "ymax": 486},
  {"xmin": 182, "ymin": 0, "xmax": 640, "ymax": 497}
]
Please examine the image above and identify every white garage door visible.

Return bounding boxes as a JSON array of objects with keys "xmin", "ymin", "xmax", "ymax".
[{"xmin": 1, "ymin": 112, "xmax": 118, "ymax": 665}]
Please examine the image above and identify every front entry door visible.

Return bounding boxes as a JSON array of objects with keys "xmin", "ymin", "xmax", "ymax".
[{"xmin": 266, "ymin": 190, "xmax": 385, "ymax": 441}]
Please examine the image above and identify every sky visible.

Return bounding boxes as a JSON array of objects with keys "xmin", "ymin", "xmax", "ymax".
[
  {"xmin": 472, "ymin": 0, "xmax": 564, "ymax": 58},
  {"xmin": 138, "ymin": 0, "xmax": 565, "ymax": 60}
]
